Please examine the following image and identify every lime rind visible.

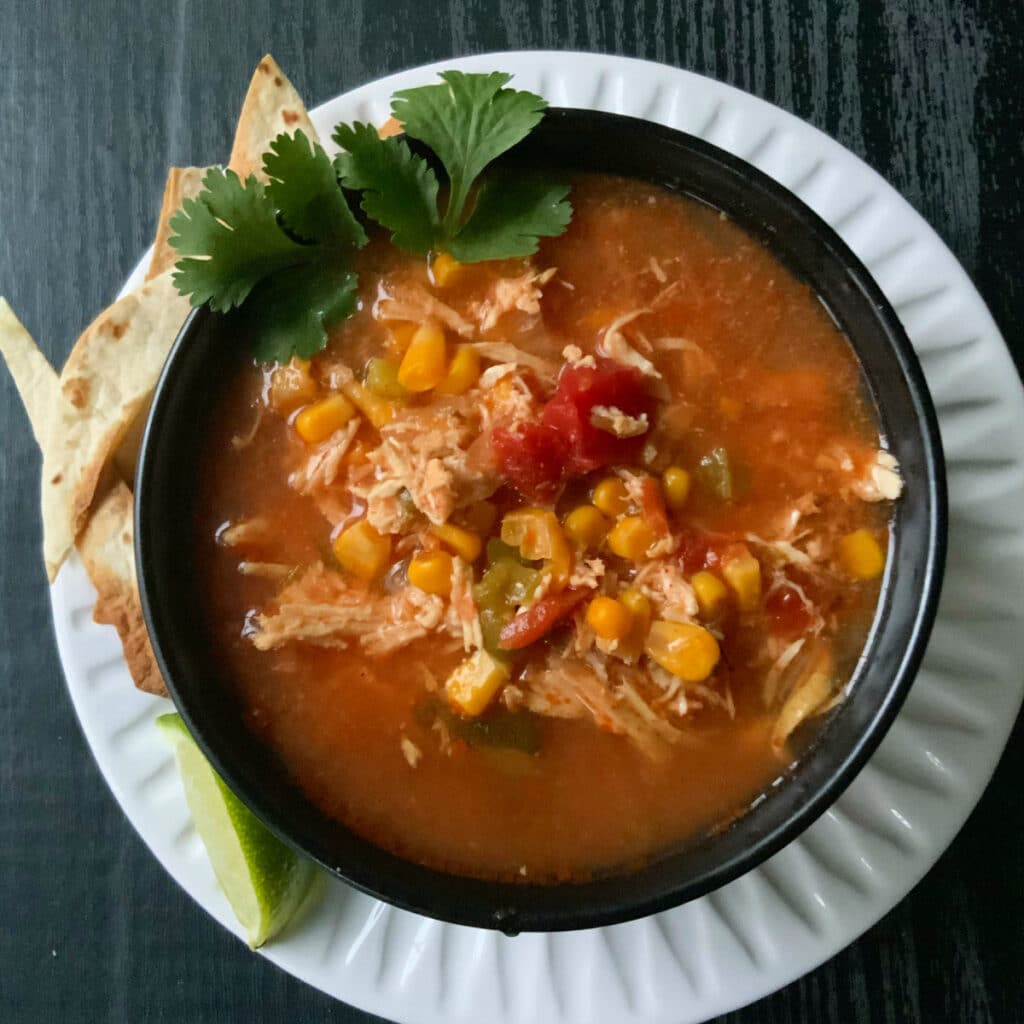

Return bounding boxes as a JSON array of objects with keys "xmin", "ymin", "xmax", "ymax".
[{"xmin": 156, "ymin": 713, "xmax": 315, "ymax": 948}]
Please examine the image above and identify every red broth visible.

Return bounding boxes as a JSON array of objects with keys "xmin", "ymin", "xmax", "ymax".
[{"xmin": 195, "ymin": 175, "xmax": 895, "ymax": 882}]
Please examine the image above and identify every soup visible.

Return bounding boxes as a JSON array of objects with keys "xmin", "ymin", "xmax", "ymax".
[{"xmin": 195, "ymin": 175, "xmax": 901, "ymax": 883}]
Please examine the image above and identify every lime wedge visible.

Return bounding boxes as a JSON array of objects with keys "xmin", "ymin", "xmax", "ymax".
[{"xmin": 157, "ymin": 713, "xmax": 315, "ymax": 948}]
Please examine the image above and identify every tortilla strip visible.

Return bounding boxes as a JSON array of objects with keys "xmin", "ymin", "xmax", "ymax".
[
  {"xmin": 228, "ymin": 55, "xmax": 319, "ymax": 181},
  {"xmin": 378, "ymin": 116, "xmax": 403, "ymax": 139},
  {"xmin": 43, "ymin": 271, "xmax": 189, "ymax": 580},
  {"xmin": 0, "ymin": 299, "xmax": 61, "ymax": 450},
  {"xmin": 0, "ymin": 301, "xmax": 166, "ymax": 696},
  {"xmin": 78, "ymin": 478, "xmax": 167, "ymax": 696},
  {"xmin": 146, "ymin": 166, "xmax": 210, "ymax": 282}
]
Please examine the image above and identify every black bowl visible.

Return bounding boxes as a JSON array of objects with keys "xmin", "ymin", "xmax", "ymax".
[{"xmin": 136, "ymin": 108, "xmax": 946, "ymax": 934}]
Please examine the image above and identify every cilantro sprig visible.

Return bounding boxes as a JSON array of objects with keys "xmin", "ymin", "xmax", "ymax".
[
  {"xmin": 332, "ymin": 71, "xmax": 572, "ymax": 262},
  {"xmin": 169, "ymin": 130, "xmax": 365, "ymax": 362},
  {"xmin": 170, "ymin": 71, "xmax": 574, "ymax": 364}
]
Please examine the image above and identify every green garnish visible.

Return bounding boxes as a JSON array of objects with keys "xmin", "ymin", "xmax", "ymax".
[
  {"xmin": 170, "ymin": 72, "xmax": 574, "ymax": 363},
  {"xmin": 333, "ymin": 71, "xmax": 572, "ymax": 262},
  {"xmin": 169, "ymin": 130, "xmax": 365, "ymax": 362}
]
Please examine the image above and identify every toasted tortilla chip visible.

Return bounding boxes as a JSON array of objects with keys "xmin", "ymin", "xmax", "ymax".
[
  {"xmin": 228, "ymin": 55, "xmax": 319, "ymax": 181},
  {"xmin": 0, "ymin": 298, "xmax": 61, "ymax": 451},
  {"xmin": 43, "ymin": 271, "xmax": 189, "ymax": 580},
  {"xmin": 147, "ymin": 166, "xmax": 210, "ymax": 282},
  {"xmin": 78, "ymin": 478, "xmax": 167, "ymax": 696},
  {"xmin": 378, "ymin": 117, "xmax": 403, "ymax": 139}
]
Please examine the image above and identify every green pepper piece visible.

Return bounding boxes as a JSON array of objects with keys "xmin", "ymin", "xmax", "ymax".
[
  {"xmin": 698, "ymin": 447, "xmax": 734, "ymax": 501},
  {"xmin": 364, "ymin": 356, "xmax": 408, "ymax": 400},
  {"xmin": 473, "ymin": 548, "xmax": 543, "ymax": 658}
]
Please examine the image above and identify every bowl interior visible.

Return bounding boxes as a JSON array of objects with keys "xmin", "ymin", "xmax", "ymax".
[{"xmin": 136, "ymin": 108, "xmax": 946, "ymax": 933}]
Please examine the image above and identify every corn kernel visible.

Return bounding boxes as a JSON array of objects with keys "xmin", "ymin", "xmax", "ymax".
[
  {"xmin": 408, "ymin": 550, "xmax": 454, "ymax": 596},
  {"xmin": 342, "ymin": 380, "xmax": 394, "ymax": 429},
  {"xmin": 619, "ymin": 589, "xmax": 651, "ymax": 622},
  {"xmin": 692, "ymin": 570, "xmax": 728, "ymax": 619},
  {"xmin": 564, "ymin": 506, "xmax": 610, "ymax": 549},
  {"xmin": 645, "ymin": 620, "xmax": 721, "ymax": 682},
  {"xmin": 293, "ymin": 393, "xmax": 357, "ymax": 444},
  {"xmin": 721, "ymin": 548, "xmax": 762, "ymax": 611},
  {"xmin": 592, "ymin": 477, "xmax": 631, "ymax": 517},
  {"xmin": 333, "ymin": 520, "xmax": 392, "ymax": 582},
  {"xmin": 431, "ymin": 522, "xmax": 483, "ymax": 562},
  {"xmin": 267, "ymin": 357, "xmax": 318, "ymax": 415},
  {"xmin": 431, "ymin": 252, "xmax": 462, "ymax": 288},
  {"xmin": 839, "ymin": 528, "xmax": 885, "ymax": 580},
  {"xmin": 462, "ymin": 500, "xmax": 498, "ymax": 535},
  {"xmin": 586, "ymin": 596, "xmax": 634, "ymax": 642},
  {"xmin": 618, "ymin": 588, "xmax": 653, "ymax": 658},
  {"xmin": 607, "ymin": 515, "xmax": 658, "ymax": 561},
  {"xmin": 662, "ymin": 466, "xmax": 691, "ymax": 511},
  {"xmin": 364, "ymin": 357, "xmax": 407, "ymax": 400},
  {"xmin": 398, "ymin": 320, "xmax": 447, "ymax": 392},
  {"xmin": 445, "ymin": 649, "xmax": 510, "ymax": 717},
  {"xmin": 386, "ymin": 321, "xmax": 418, "ymax": 357},
  {"xmin": 436, "ymin": 345, "xmax": 482, "ymax": 395},
  {"xmin": 501, "ymin": 508, "xmax": 571, "ymax": 582}
]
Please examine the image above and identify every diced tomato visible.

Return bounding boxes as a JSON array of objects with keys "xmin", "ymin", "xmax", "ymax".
[
  {"xmin": 492, "ymin": 422, "xmax": 569, "ymax": 502},
  {"xmin": 498, "ymin": 588, "xmax": 588, "ymax": 650},
  {"xmin": 677, "ymin": 528, "xmax": 713, "ymax": 573},
  {"xmin": 542, "ymin": 359, "xmax": 653, "ymax": 474},
  {"xmin": 765, "ymin": 583, "xmax": 814, "ymax": 637},
  {"xmin": 677, "ymin": 527, "xmax": 733, "ymax": 573},
  {"xmin": 493, "ymin": 358, "xmax": 656, "ymax": 497},
  {"xmin": 639, "ymin": 477, "xmax": 671, "ymax": 542}
]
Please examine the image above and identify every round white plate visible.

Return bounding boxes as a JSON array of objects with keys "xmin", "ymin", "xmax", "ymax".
[{"xmin": 50, "ymin": 51, "xmax": 1024, "ymax": 1024}]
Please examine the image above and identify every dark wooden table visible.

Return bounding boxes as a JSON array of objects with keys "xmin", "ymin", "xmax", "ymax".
[{"xmin": 2, "ymin": 2, "xmax": 1021, "ymax": 1021}]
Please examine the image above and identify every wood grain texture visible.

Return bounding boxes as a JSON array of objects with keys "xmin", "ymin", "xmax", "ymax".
[{"xmin": 0, "ymin": 1, "xmax": 1021, "ymax": 1021}]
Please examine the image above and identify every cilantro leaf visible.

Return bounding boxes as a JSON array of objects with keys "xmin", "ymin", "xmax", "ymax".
[
  {"xmin": 332, "ymin": 122, "xmax": 440, "ymax": 253},
  {"xmin": 243, "ymin": 261, "xmax": 359, "ymax": 363},
  {"xmin": 169, "ymin": 168, "xmax": 313, "ymax": 313},
  {"xmin": 451, "ymin": 177, "xmax": 572, "ymax": 262},
  {"xmin": 391, "ymin": 71, "xmax": 546, "ymax": 232},
  {"xmin": 170, "ymin": 145, "xmax": 367, "ymax": 363},
  {"xmin": 263, "ymin": 130, "xmax": 367, "ymax": 249}
]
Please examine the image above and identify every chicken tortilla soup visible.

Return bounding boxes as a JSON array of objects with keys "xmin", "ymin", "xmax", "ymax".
[{"xmin": 196, "ymin": 174, "xmax": 901, "ymax": 882}]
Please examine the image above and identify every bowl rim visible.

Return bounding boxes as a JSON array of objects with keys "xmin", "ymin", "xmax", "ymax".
[{"xmin": 135, "ymin": 106, "xmax": 947, "ymax": 934}]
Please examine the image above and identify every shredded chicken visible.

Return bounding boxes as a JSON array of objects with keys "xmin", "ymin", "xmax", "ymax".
[
  {"xmin": 769, "ymin": 639, "xmax": 836, "ymax": 754},
  {"xmin": 632, "ymin": 560, "xmax": 698, "ymax": 621},
  {"xmin": 477, "ymin": 370, "xmax": 541, "ymax": 427},
  {"xmin": 650, "ymin": 336, "xmax": 717, "ymax": 383},
  {"xmin": 218, "ymin": 516, "xmax": 274, "ymax": 549},
  {"xmin": 448, "ymin": 556, "xmax": 483, "ymax": 652},
  {"xmin": 249, "ymin": 564, "xmax": 460, "ymax": 656},
  {"xmin": 519, "ymin": 650, "xmax": 680, "ymax": 759},
  {"xmin": 376, "ymin": 288, "xmax": 475, "ymax": 337},
  {"xmin": 569, "ymin": 558, "xmax": 605, "ymax": 590},
  {"xmin": 590, "ymin": 405, "xmax": 649, "ymax": 438},
  {"xmin": 288, "ymin": 420, "xmax": 360, "ymax": 495},
  {"xmin": 231, "ymin": 405, "xmax": 264, "ymax": 449},
  {"xmin": 351, "ymin": 405, "xmax": 499, "ymax": 528},
  {"xmin": 470, "ymin": 342, "xmax": 560, "ymax": 387},
  {"xmin": 471, "ymin": 267, "xmax": 556, "ymax": 331},
  {"xmin": 319, "ymin": 359, "xmax": 355, "ymax": 390},
  {"xmin": 562, "ymin": 344, "xmax": 596, "ymax": 369},
  {"xmin": 853, "ymin": 449, "xmax": 903, "ymax": 501},
  {"xmin": 400, "ymin": 737, "xmax": 422, "ymax": 768},
  {"xmin": 237, "ymin": 561, "xmax": 294, "ymax": 581},
  {"xmin": 598, "ymin": 310, "xmax": 662, "ymax": 379},
  {"xmin": 479, "ymin": 362, "xmax": 519, "ymax": 387},
  {"xmin": 746, "ymin": 532, "xmax": 817, "ymax": 570}
]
